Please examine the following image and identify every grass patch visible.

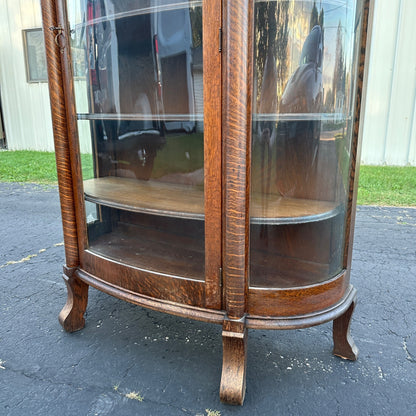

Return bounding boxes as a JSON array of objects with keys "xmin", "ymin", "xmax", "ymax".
[
  {"xmin": 1, "ymin": 150, "xmax": 415, "ymax": 207},
  {"xmin": 0, "ymin": 151, "xmax": 58, "ymax": 184},
  {"xmin": 0, "ymin": 150, "xmax": 93, "ymax": 184},
  {"xmin": 357, "ymin": 165, "xmax": 416, "ymax": 207}
]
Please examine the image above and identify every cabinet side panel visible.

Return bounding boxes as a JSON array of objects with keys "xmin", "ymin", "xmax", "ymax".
[{"xmin": 204, "ymin": 0, "xmax": 222, "ymax": 309}]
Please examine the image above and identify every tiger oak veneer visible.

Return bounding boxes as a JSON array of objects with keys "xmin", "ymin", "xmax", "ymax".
[{"xmin": 42, "ymin": 0, "xmax": 373, "ymax": 405}]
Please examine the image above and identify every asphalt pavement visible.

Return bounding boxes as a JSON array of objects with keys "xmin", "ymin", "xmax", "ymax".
[{"xmin": 1, "ymin": 182, "xmax": 415, "ymax": 416}]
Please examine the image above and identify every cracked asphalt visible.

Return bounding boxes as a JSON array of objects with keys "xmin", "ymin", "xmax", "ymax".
[{"xmin": 0, "ymin": 182, "xmax": 415, "ymax": 416}]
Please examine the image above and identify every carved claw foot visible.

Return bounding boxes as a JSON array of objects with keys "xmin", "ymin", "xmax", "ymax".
[
  {"xmin": 333, "ymin": 296, "xmax": 358, "ymax": 360},
  {"xmin": 219, "ymin": 318, "xmax": 247, "ymax": 405},
  {"xmin": 59, "ymin": 266, "xmax": 89, "ymax": 332}
]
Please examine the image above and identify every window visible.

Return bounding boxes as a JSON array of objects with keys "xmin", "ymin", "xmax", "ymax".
[{"xmin": 23, "ymin": 29, "xmax": 48, "ymax": 82}]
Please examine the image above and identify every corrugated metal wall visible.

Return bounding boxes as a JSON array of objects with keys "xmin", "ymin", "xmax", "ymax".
[
  {"xmin": 0, "ymin": 0, "xmax": 415, "ymax": 165},
  {"xmin": 361, "ymin": 0, "xmax": 416, "ymax": 165},
  {"xmin": 0, "ymin": 0, "xmax": 54, "ymax": 151}
]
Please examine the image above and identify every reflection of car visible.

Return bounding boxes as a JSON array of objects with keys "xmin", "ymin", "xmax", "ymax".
[
  {"xmin": 280, "ymin": 25, "xmax": 323, "ymax": 113},
  {"xmin": 84, "ymin": 0, "xmax": 197, "ymax": 179}
]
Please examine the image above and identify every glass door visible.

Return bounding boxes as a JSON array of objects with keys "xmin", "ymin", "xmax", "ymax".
[
  {"xmin": 66, "ymin": 0, "xmax": 221, "ymax": 301},
  {"xmin": 250, "ymin": 0, "xmax": 363, "ymax": 288}
]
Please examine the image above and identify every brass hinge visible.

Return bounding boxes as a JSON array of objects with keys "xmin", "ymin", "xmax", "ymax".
[
  {"xmin": 49, "ymin": 26, "xmax": 65, "ymax": 49},
  {"xmin": 219, "ymin": 267, "xmax": 223, "ymax": 287}
]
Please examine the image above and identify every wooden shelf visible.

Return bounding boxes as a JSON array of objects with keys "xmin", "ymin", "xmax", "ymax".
[
  {"xmin": 84, "ymin": 177, "xmax": 339, "ymax": 224},
  {"xmin": 84, "ymin": 177, "xmax": 204, "ymax": 220},
  {"xmin": 250, "ymin": 193, "xmax": 339, "ymax": 224}
]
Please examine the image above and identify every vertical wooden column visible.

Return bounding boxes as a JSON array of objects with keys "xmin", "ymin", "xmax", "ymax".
[
  {"xmin": 343, "ymin": 0, "xmax": 374, "ymax": 271},
  {"xmin": 220, "ymin": 0, "xmax": 254, "ymax": 405},
  {"xmin": 204, "ymin": 0, "xmax": 223, "ymax": 310},
  {"xmin": 335, "ymin": 0, "xmax": 374, "ymax": 358},
  {"xmin": 41, "ymin": 0, "xmax": 88, "ymax": 332}
]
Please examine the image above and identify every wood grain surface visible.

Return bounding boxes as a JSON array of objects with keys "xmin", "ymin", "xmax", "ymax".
[
  {"xmin": 248, "ymin": 270, "xmax": 348, "ymax": 317},
  {"xmin": 222, "ymin": 0, "xmax": 253, "ymax": 320},
  {"xmin": 83, "ymin": 176, "xmax": 339, "ymax": 223},
  {"xmin": 41, "ymin": 0, "xmax": 79, "ymax": 267},
  {"xmin": 203, "ymin": 0, "xmax": 223, "ymax": 310}
]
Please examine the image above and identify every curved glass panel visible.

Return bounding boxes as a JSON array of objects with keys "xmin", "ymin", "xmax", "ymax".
[
  {"xmin": 67, "ymin": 0, "xmax": 205, "ymax": 280},
  {"xmin": 250, "ymin": 0, "xmax": 363, "ymax": 288}
]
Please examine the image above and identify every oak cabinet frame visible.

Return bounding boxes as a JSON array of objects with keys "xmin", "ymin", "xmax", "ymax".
[{"xmin": 41, "ymin": 0, "xmax": 373, "ymax": 405}]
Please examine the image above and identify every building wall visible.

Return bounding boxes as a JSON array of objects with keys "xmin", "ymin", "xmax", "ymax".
[
  {"xmin": 361, "ymin": 0, "xmax": 416, "ymax": 165},
  {"xmin": 0, "ymin": 0, "xmax": 54, "ymax": 151},
  {"xmin": 0, "ymin": 0, "xmax": 415, "ymax": 165}
]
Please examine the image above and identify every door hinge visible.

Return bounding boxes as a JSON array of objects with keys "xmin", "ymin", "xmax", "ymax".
[
  {"xmin": 219, "ymin": 27, "xmax": 223, "ymax": 53},
  {"xmin": 219, "ymin": 267, "xmax": 223, "ymax": 287},
  {"xmin": 49, "ymin": 25, "xmax": 65, "ymax": 50}
]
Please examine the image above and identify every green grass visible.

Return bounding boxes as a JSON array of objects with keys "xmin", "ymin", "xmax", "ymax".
[
  {"xmin": 0, "ymin": 151, "xmax": 58, "ymax": 184},
  {"xmin": 0, "ymin": 150, "xmax": 93, "ymax": 184},
  {"xmin": 357, "ymin": 165, "xmax": 416, "ymax": 207},
  {"xmin": 1, "ymin": 150, "xmax": 415, "ymax": 206}
]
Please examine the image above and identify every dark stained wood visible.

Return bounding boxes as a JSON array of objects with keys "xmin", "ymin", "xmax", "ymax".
[
  {"xmin": 58, "ymin": 266, "xmax": 89, "ymax": 332},
  {"xmin": 203, "ymin": 0, "xmax": 222, "ymax": 309},
  {"xmin": 333, "ymin": 288, "xmax": 358, "ymax": 360},
  {"xmin": 220, "ymin": 318, "xmax": 247, "ymax": 405},
  {"xmin": 83, "ymin": 176, "xmax": 339, "ymax": 223},
  {"xmin": 82, "ymin": 250, "xmax": 206, "ymax": 307},
  {"xmin": 246, "ymin": 284, "xmax": 356, "ymax": 330},
  {"xmin": 248, "ymin": 270, "xmax": 348, "ymax": 317},
  {"xmin": 75, "ymin": 268, "xmax": 225, "ymax": 325},
  {"xmin": 222, "ymin": 0, "xmax": 253, "ymax": 321}
]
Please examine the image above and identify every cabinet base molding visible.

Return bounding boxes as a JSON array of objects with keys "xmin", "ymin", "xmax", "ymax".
[{"xmin": 62, "ymin": 267, "xmax": 359, "ymax": 404}]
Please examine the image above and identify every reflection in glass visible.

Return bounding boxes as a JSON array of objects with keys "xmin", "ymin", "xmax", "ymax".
[
  {"xmin": 250, "ymin": 0, "xmax": 361, "ymax": 288},
  {"xmin": 67, "ymin": 0, "xmax": 205, "ymax": 279}
]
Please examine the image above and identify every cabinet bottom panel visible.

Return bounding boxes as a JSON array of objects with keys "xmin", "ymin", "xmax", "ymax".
[{"xmin": 87, "ymin": 214, "xmax": 205, "ymax": 281}]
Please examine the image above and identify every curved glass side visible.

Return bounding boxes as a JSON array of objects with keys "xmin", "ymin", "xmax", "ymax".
[
  {"xmin": 67, "ymin": 0, "xmax": 205, "ymax": 280},
  {"xmin": 250, "ymin": 0, "xmax": 363, "ymax": 288}
]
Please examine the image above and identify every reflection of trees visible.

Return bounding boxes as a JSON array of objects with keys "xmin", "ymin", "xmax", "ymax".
[
  {"xmin": 254, "ymin": 1, "xmax": 290, "ymax": 110},
  {"xmin": 328, "ymin": 21, "xmax": 346, "ymax": 113},
  {"xmin": 310, "ymin": 1, "xmax": 319, "ymax": 30},
  {"xmin": 310, "ymin": 1, "xmax": 324, "ymax": 31},
  {"xmin": 189, "ymin": 6, "xmax": 202, "ymax": 48}
]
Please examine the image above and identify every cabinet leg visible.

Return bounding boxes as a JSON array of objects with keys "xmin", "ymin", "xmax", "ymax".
[
  {"xmin": 219, "ymin": 319, "xmax": 247, "ymax": 405},
  {"xmin": 59, "ymin": 267, "xmax": 89, "ymax": 333},
  {"xmin": 333, "ymin": 297, "xmax": 358, "ymax": 360}
]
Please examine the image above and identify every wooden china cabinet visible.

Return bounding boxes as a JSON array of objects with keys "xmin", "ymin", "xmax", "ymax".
[{"xmin": 41, "ymin": 0, "xmax": 373, "ymax": 405}]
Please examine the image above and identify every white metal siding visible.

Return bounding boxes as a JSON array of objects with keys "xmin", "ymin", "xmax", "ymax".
[
  {"xmin": 0, "ymin": 0, "xmax": 54, "ymax": 151},
  {"xmin": 362, "ymin": 0, "xmax": 416, "ymax": 165}
]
